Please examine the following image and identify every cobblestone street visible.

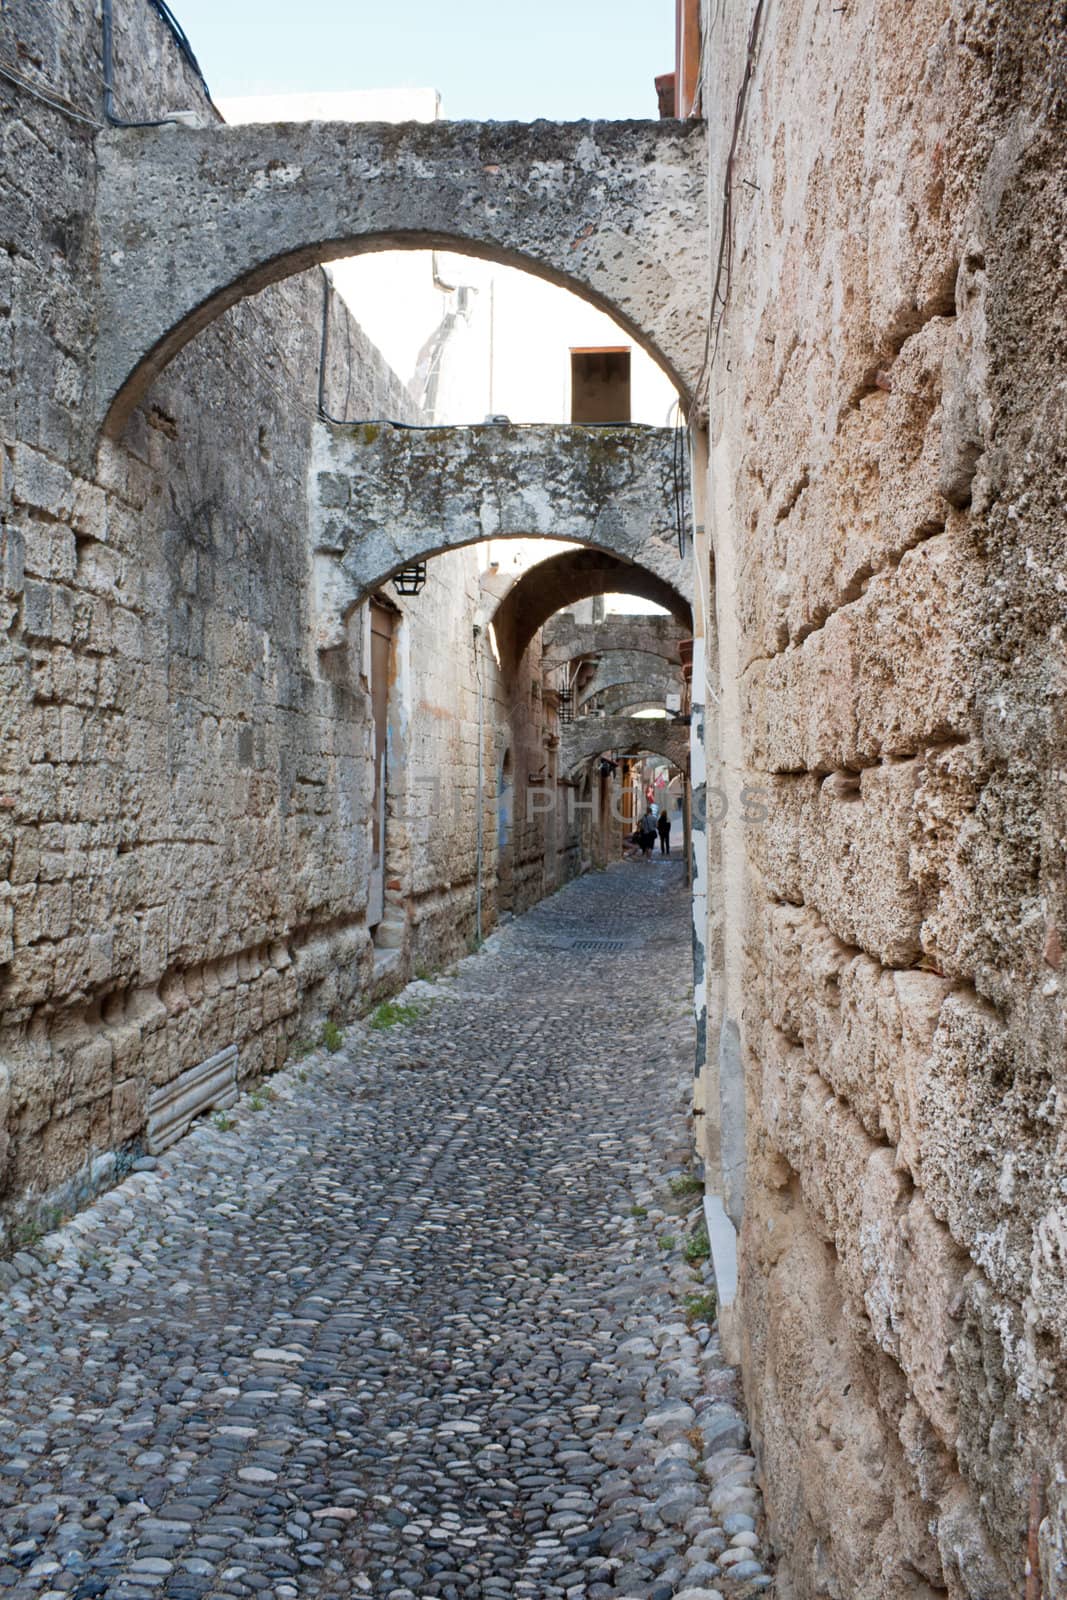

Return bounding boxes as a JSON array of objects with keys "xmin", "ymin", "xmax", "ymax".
[{"xmin": 0, "ymin": 862, "xmax": 769, "ymax": 1600}]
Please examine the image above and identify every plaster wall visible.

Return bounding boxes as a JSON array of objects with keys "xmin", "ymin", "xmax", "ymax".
[{"xmin": 699, "ymin": 1, "xmax": 1067, "ymax": 1594}]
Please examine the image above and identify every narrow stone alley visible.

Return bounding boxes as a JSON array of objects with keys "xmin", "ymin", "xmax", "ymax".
[{"xmin": 0, "ymin": 863, "xmax": 768, "ymax": 1600}]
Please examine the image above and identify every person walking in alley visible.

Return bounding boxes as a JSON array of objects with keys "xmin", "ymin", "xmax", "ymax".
[
  {"xmin": 657, "ymin": 808, "xmax": 671, "ymax": 855},
  {"xmin": 638, "ymin": 808, "xmax": 658, "ymax": 861}
]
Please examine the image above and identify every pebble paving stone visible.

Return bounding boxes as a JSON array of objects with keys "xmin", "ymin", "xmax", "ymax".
[{"xmin": 0, "ymin": 860, "xmax": 773, "ymax": 1599}]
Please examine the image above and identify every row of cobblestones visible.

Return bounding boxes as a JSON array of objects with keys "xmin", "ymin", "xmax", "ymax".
[{"xmin": 0, "ymin": 860, "xmax": 773, "ymax": 1599}]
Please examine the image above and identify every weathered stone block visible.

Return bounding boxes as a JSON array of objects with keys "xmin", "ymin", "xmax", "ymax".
[
  {"xmin": 0, "ymin": 522, "xmax": 24, "ymax": 596},
  {"xmin": 744, "ymin": 528, "xmax": 977, "ymax": 774},
  {"xmin": 70, "ymin": 1035, "xmax": 114, "ymax": 1106},
  {"xmin": 753, "ymin": 762, "xmax": 922, "ymax": 966},
  {"xmin": 10, "ymin": 441, "xmax": 73, "ymax": 520},
  {"xmin": 109, "ymin": 1075, "xmax": 144, "ymax": 1144},
  {"xmin": 0, "ymin": 894, "xmax": 12, "ymax": 965},
  {"xmin": 756, "ymin": 898, "xmax": 952, "ymax": 1148}
]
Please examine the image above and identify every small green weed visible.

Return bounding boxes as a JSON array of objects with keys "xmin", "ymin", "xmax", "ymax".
[
  {"xmin": 658, "ymin": 1233, "xmax": 676, "ymax": 1252},
  {"xmin": 212, "ymin": 1110, "xmax": 236, "ymax": 1132},
  {"xmin": 320, "ymin": 1019, "xmax": 344, "ymax": 1052},
  {"xmin": 297, "ymin": 1068, "xmax": 308, "ymax": 1083},
  {"xmin": 684, "ymin": 1224, "xmax": 711, "ymax": 1265},
  {"xmin": 248, "ymin": 1092, "xmax": 267, "ymax": 1113},
  {"xmin": 630, "ymin": 1204, "xmax": 648, "ymax": 1220},
  {"xmin": 668, "ymin": 1174, "xmax": 704, "ymax": 1198},
  {"xmin": 290, "ymin": 1038, "xmax": 314, "ymax": 1062},
  {"xmin": 684, "ymin": 1289, "xmax": 717, "ymax": 1324},
  {"xmin": 369, "ymin": 999, "xmax": 421, "ymax": 1030}
]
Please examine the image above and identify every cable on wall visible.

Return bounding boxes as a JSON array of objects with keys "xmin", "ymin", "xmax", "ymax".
[
  {"xmin": 317, "ymin": 269, "xmax": 351, "ymax": 425},
  {"xmin": 669, "ymin": 400, "xmax": 690, "ymax": 558},
  {"xmin": 695, "ymin": 0, "xmax": 767, "ymax": 399},
  {"xmin": 0, "ymin": 59, "xmax": 102, "ymax": 128},
  {"xmin": 102, "ymin": 0, "xmax": 212, "ymax": 128}
]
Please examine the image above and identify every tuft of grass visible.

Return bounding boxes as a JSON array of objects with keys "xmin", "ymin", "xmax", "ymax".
[
  {"xmin": 320, "ymin": 1019, "xmax": 344, "ymax": 1052},
  {"xmin": 684, "ymin": 1224, "xmax": 711, "ymax": 1265},
  {"xmin": 297, "ymin": 1068, "xmax": 308, "ymax": 1083},
  {"xmin": 630, "ymin": 1204, "xmax": 648, "ymax": 1220},
  {"xmin": 668, "ymin": 1174, "xmax": 704, "ymax": 1199},
  {"xmin": 684, "ymin": 1289, "xmax": 717, "ymax": 1324},
  {"xmin": 13, "ymin": 1218, "xmax": 46, "ymax": 1249},
  {"xmin": 212, "ymin": 1110, "xmax": 236, "ymax": 1132},
  {"xmin": 248, "ymin": 1092, "xmax": 267, "ymax": 1113},
  {"xmin": 369, "ymin": 999, "xmax": 421, "ymax": 1030},
  {"xmin": 658, "ymin": 1233, "xmax": 676, "ymax": 1252}
]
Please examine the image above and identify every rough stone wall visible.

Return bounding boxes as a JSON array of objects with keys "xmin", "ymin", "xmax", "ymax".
[
  {"xmin": 0, "ymin": 0, "xmax": 577, "ymax": 1228},
  {"xmin": 701, "ymin": 1, "xmax": 1066, "ymax": 1594},
  {"xmin": 387, "ymin": 558, "xmax": 569, "ymax": 962}
]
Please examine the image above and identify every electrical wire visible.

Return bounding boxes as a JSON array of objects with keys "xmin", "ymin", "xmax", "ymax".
[
  {"xmin": 144, "ymin": 0, "xmax": 208, "ymax": 84},
  {"xmin": 695, "ymin": 0, "xmax": 766, "ymax": 405},
  {"xmin": 669, "ymin": 400, "xmax": 690, "ymax": 559},
  {"xmin": 0, "ymin": 59, "xmax": 101, "ymax": 128},
  {"xmin": 317, "ymin": 269, "xmax": 357, "ymax": 425},
  {"xmin": 703, "ymin": 0, "xmax": 764, "ymax": 379},
  {"xmin": 319, "ymin": 275, "xmax": 675, "ymax": 437},
  {"xmin": 102, "ymin": 0, "xmax": 212, "ymax": 128}
]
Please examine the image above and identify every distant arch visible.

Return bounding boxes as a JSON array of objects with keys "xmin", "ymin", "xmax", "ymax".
[
  {"xmin": 573, "ymin": 651, "xmax": 684, "ymax": 709},
  {"xmin": 542, "ymin": 613, "xmax": 689, "ymax": 669},
  {"xmin": 494, "ymin": 550, "xmax": 692, "ymax": 667},
  {"xmin": 559, "ymin": 713, "xmax": 689, "ymax": 778}
]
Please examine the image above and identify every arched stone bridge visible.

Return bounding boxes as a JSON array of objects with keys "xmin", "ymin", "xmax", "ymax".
[
  {"xmin": 560, "ymin": 714, "xmax": 689, "ymax": 778},
  {"xmin": 575, "ymin": 650, "xmax": 684, "ymax": 708},
  {"xmin": 91, "ymin": 118, "xmax": 708, "ymax": 446},
  {"xmin": 594, "ymin": 690, "xmax": 671, "ymax": 717},
  {"xmin": 494, "ymin": 549, "xmax": 692, "ymax": 665},
  {"xmin": 541, "ymin": 613, "xmax": 689, "ymax": 669},
  {"xmin": 310, "ymin": 421, "xmax": 691, "ymax": 646}
]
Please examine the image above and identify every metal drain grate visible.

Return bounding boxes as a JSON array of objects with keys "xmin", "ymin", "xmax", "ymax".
[{"xmin": 569, "ymin": 938, "xmax": 628, "ymax": 952}]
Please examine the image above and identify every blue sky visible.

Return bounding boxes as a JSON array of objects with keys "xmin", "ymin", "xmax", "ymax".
[{"xmin": 170, "ymin": 0, "xmax": 675, "ymax": 122}]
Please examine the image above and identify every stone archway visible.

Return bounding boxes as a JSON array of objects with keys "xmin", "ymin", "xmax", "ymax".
[
  {"xmin": 542, "ymin": 612, "xmax": 689, "ymax": 669},
  {"xmin": 559, "ymin": 714, "xmax": 689, "ymax": 779},
  {"xmin": 492, "ymin": 550, "xmax": 692, "ymax": 666},
  {"xmin": 311, "ymin": 420, "xmax": 690, "ymax": 644},
  {"xmin": 574, "ymin": 651, "xmax": 684, "ymax": 710},
  {"xmin": 589, "ymin": 689, "xmax": 675, "ymax": 718},
  {"xmin": 92, "ymin": 118, "xmax": 708, "ymax": 447}
]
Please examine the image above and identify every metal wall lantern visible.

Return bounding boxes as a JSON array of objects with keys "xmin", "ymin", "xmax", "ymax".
[
  {"xmin": 558, "ymin": 688, "xmax": 574, "ymax": 724},
  {"xmin": 392, "ymin": 562, "xmax": 427, "ymax": 596}
]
